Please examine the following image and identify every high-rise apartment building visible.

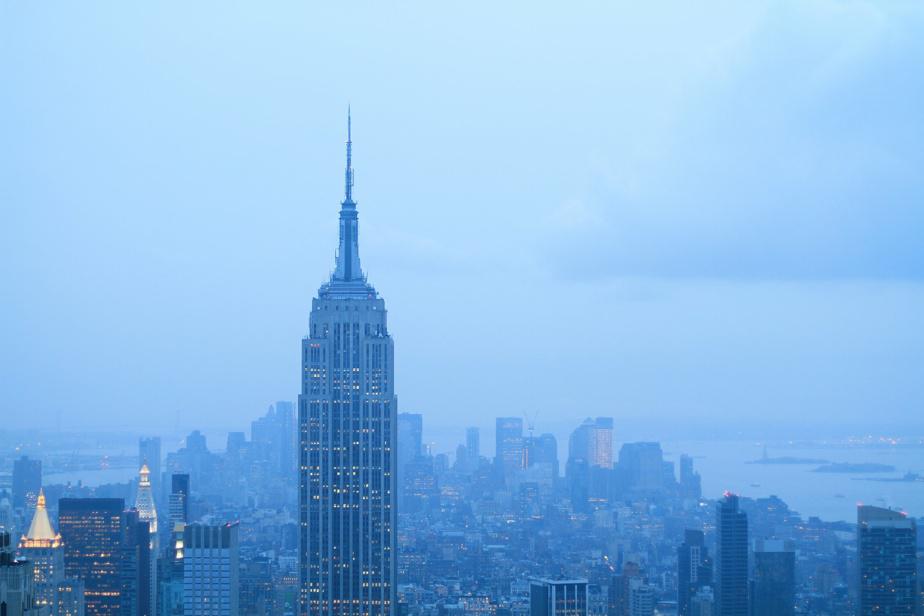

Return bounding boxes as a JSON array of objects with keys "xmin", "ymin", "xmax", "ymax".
[
  {"xmin": 715, "ymin": 493, "xmax": 748, "ymax": 616},
  {"xmin": 298, "ymin": 113, "xmax": 397, "ymax": 615},
  {"xmin": 858, "ymin": 505, "xmax": 917, "ymax": 615}
]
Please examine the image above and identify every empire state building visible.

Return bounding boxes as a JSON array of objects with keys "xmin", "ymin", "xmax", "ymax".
[{"xmin": 299, "ymin": 113, "xmax": 397, "ymax": 615}]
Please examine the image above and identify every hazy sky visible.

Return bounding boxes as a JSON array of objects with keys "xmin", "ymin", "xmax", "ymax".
[{"xmin": 3, "ymin": 2, "xmax": 923, "ymax": 449}]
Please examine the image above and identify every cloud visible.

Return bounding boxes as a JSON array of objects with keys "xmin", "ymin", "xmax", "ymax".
[{"xmin": 538, "ymin": 0, "xmax": 924, "ymax": 281}]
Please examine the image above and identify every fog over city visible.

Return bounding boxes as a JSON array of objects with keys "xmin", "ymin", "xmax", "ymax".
[
  {"xmin": 4, "ymin": 4, "xmax": 924, "ymax": 616},
  {"xmin": 4, "ymin": 2, "xmax": 923, "ymax": 443}
]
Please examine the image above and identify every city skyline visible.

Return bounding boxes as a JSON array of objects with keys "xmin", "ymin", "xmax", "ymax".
[{"xmin": 4, "ymin": 3, "xmax": 924, "ymax": 615}]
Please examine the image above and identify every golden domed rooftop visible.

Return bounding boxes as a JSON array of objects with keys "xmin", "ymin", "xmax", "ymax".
[{"xmin": 19, "ymin": 489, "xmax": 61, "ymax": 549}]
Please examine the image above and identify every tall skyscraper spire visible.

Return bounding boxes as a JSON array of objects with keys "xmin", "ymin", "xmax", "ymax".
[
  {"xmin": 135, "ymin": 462, "xmax": 159, "ymax": 614},
  {"xmin": 345, "ymin": 106, "xmax": 354, "ymax": 204},
  {"xmin": 300, "ymin": 113, "xmax": 397, "ymax": 615},
  {"xmin": 330, "ymin": 108, "xmax": 365, "ymax": 287}
]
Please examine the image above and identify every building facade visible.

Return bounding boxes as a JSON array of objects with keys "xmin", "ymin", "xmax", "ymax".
[
  {"xmin": 465, "ymin": 427, "xmax": 480, "ymax": 469},
  {"xmin": 495, "ymin": 418, "xmax": 525, "ymax": 481},
  {"xmin": 0, "ymin": 530, "xmax": 42, "ymax": 616},
  {"xmin": 134, "ymin": 465, "xmax": 158, "ymax": 616},
  {"xmin": 120, "ymin": 510, "xmax": 152, "ymax": 616},
  {"xmin": 18, "ymin": 490, "xmax": 63, "ymax": 609},
  {"xmin": 529, "ymin": 578, "xmax": 588, "ymax": 616},
  {"xmin": 714, "ymin": 493, "xmax": 748, "ymax": 616},
  {"xmin": 677, "ymin": 529, "xmax": 711, "ymax": 616},
  {"xmin": 298, "ymin": 113, "xmax": 397, "ymax": 615},
  {"xmin": 183, "ymin": 523, "xmax": 239, "ymax": 616},
  {"xmin": 751, "ymin": 539, "xmax": 794, "ymax": 616},
  {"xmin": 858, "ymin": 505, "xmax": 917, "ymax": 615},
  {"xmin": 59, "ymin": 498, "xmax": 124, "ymax": 616}
]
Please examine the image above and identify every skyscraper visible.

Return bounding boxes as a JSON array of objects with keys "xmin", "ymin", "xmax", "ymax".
[
  {"xmin": 397, "ymin": 413, "xmax": 423, "ymax": 476},
  {"xmin": 134, "ymin": 465, "xmax": 158, "ymax": 615},
  {"xmin": 252, "ymin": 402, "xmax": 297, "ymax": 477},
  {"xmin": 677, "ymin": 530, "xmax": 711, "ymax": 616},
  {"xmin": 183, "ymin": 523, "xmax": 240, "ymax": 616},
  {"xmin": 120, "ymin": 510, "xmax": 152, "ymax": 616},
  {"xmin": 616, "ymin": 443, "xmax": 664, "ymax": 492},
  {"xmin": 138, "ymin": 437, "xmax": 162, "ymax": 504},
  {"xmin": 679, "ymin": 455, "xmax": 702, "ymax": 500},
  {"xmin": 858, "ymin": 505, "xmax": 917, "ymax": 615},
  {"xmin": 18, "ymin": 489, "xmax": 63, "ymax": 608},
  {"xmin": 12, "ymin": 456, "xmax": 42, "ymax": 511},
  {"xmin": 495, "ymin": 417, "xmax": 524, "ymax": 480},
  {"xmin": 298, "ymin": 112, "xmax": 397, "ymax": 615},
  {"xmin": 59, "ymin": 498, "xmax": 124, "ymax": 616},
  {"xmin": 751, "ymin": 539, "xmax": 794, "ymax": 616},
  {"xmin": 161, "ymin": 475, "xmax": 189, "ymax": 616},
  {"xmin": 465, "ymin": 427, "xmax": 480, "ymax": 469},
  {"xmin": 567, "ymin": 418, "xmax": 613, "ymax": 469},
  {"xmin": 715, "ymin": 493, "xmax": 748, "ymax": 616},
  {"xmin": 526, "ymin": 433, "xmax": 559, "ymax": 480},
  {"xmin": 169, "ymin": 473, "xmax": 190, "ymax": 527}
]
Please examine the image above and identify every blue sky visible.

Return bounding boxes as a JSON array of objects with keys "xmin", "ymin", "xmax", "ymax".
[{"xmin": 2, "ymin": 1, "xmax": 923, "ymax": 445}]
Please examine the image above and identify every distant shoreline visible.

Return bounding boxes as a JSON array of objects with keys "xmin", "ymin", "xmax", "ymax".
[
  {"xmin": 812, "ymin": 463, "xmax": 896, "ymax": 473},
  {"xmin": 747, "ymin": 456, "xmax": 829, "ymax": 465}
]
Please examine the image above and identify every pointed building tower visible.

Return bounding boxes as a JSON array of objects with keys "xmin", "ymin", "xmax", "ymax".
[
  {"xmin": 299, "ymin": 111, "xmax": 397, "ymax": 615},
  {"xmin": 135, "ymin": 463, "xmax": 158, "ymax": 535},
  {"xmin": 19, "ymin": 489, "xmax": 64, "ymax": 607},
  {"xmin": 135, "ymin": 463, "xmax": 159, "ymax": 614}
]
